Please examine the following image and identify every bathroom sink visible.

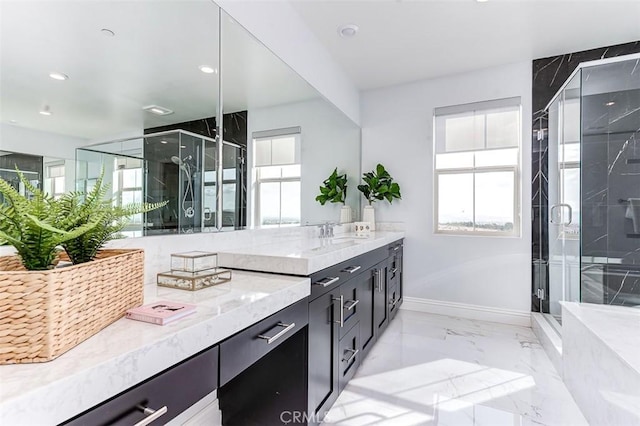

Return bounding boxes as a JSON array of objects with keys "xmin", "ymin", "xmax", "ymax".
[
  {"xmin": 304, "ymin": 240, "xmax": 357, "ymax": 254},
  {"xmin": 331, "ymin": 235, "xmax": 370, "ymax": 241}
]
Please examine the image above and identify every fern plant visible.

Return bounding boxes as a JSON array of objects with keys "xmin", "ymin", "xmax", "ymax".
[
  {"xmin": 357, "ymin": 164, "xmax": 402, "ymax": 205},
  {"xmin": 60, "ymin": 185, "xmax": 167, "ymax": 264},
  {"xmin": 0, "ymin": 172, "xmax": 104, "ymax": 270},
  {"xmin": 315, "ymin": 168, "xmax": 348, "ymax": 206},
  {"xmin": 0, "ymin": 170, "xmax": 167, "ymax": 270}
]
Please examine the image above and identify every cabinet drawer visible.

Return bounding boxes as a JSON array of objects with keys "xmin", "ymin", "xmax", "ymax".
[
  {"xmin": 388, "ymin": 253, "xmax": 402, "ymax": 284},
  {"xmin": 219, "ymin": 298, "xmax": 308, "ymax": 386},
  {"xmin": 62, "ymin": 345, "xmax": 219, "ymax": 426},
  {"xmin": 389, "ymin": 283, "xmax": 400, "ymax": 320},
  {"xmin": 338, "ymin": 323, "xmax": 360, "ymax": 392},
  {"xmin": 388, "ymin": 240, "xmax": 404, "ymax": 255},
  {"xmin": 338, "ymin": 276, "xmax": 362, "ymax": 340},
  {"xmin": 310, "ymin": 246, "xmax": 388, "ymax": 300}
]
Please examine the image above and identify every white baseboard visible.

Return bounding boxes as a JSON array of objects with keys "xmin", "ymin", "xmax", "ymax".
[{"xmin": 401, "ymin": 297, "xmax": 531, "ymax": 327}]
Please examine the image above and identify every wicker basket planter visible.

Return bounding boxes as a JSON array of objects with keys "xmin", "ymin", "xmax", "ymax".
[{"xmin": 0, "ymin": 249, "xmax": 144, "ymax": 364}]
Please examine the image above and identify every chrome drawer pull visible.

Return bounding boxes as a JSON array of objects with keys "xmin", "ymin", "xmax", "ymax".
[
  {"xmin": 393, "ymin": 245, "xmax": 401, "ymax": 251},
  {"xmin": 342, "ymin": 265, "xmax": 361, "ymax": 274},
  {"xmin": 257, "ymin": 322, "xmax": 296, "ymax": 344},
  {"xmin": 314, "ymin": 276, "xmax": 339, "ymax": 287},
  {"xmin": 342, "ymin": 348, "xmax": 359, "ymax": 364},
  {"xmin": 344, "ymin": 299, "xmax": 359, "ymax": 311},
  {"xmin": 391, "ymin": 268, "xmax": 398, "ymax": 274},
  {"xmin": 333, "ymin": 295, "xmax": 344, "ymax": 327},
  {"xmin": 134, "ymin": 405, "xmax": 168, "ymax": 426}
]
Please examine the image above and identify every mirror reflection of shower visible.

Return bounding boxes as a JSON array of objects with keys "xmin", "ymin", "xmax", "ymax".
[
  {"xmin": 171, "ymin": 154, "xmax": 196, "ymax": 221},
  {"xmin": 76, "ymin": 128, "xmax": 245, "ymax": 236}
]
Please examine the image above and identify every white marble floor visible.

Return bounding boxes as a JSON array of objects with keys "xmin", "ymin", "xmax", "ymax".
[{"xmin": 323, "ymin": 310, "xmax": 587, "ymax": 426}]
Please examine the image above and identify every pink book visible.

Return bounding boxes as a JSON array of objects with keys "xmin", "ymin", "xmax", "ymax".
[{"xmin": 126, "ymin": 301, "xmax": 197, "ymax": 325}]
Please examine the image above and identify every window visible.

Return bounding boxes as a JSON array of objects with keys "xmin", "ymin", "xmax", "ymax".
[
  {"xmin": 113, "ymin": 158, "xmax": 144, "ymax": 237},
  {"xmin": 253, "ymin": 128, "xmax": 301, "ymax": 227},
  {"xmin": 45, "ymin": 163, "xmax": 66, "ymax": 199},
  {"xmin": 434, "ymin": 97, "xmax": 521, "ymax": 236}
]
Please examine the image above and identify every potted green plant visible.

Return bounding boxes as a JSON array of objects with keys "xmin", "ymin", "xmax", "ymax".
[
  {"xmin": 0, "ymin": 171, "xmax": 166, "ymax": 364},
  {"xmin": 56, "ymin": 174, "xmax": 167, "ymax": 265},
  {"xmin": 357, "ymin": 163, "xmax": 402, "ymax": 230},
  {"xmin": 315, "ymin": 168, "xmax": 352, "ymax": 223}
]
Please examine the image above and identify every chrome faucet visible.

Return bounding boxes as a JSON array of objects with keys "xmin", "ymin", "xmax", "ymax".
[{"xmin": 317, "ymin": 222, "xmax": 335, "ymax": 238}]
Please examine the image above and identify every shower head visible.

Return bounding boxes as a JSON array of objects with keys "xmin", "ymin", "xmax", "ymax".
[
  {"xmin": 171, "ymin": 155, "xmax": 193, "ymax": 167},
  {"xmin": 171, "ymin": 155, "xmax": 194, "ymax": 179}
]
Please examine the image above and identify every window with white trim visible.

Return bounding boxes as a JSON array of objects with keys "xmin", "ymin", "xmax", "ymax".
[
  {"xmin": 44, "ymin": 163, "xmax": 66, "ymax": 199},
  {"xmin": 434, "ymin": 97, "xmax": 521, "ymax": 236},
  {"xmin": 253, "ymin": 128, "xmax": 301, "ymax": 227},
  {"xmin": 113, "ymin": 157, "xmax": 144, "ymax": 237}
]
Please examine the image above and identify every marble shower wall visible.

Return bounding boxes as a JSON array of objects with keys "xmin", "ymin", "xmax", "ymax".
[{"xmin": 531, "ymin": 41, "xmax": 640, "ymax": 311}]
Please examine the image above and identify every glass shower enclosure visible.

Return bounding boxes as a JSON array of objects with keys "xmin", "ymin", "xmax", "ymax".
[
  {"xmin": 76, "ymin": 130, "xmax": 241, "ymax": 236},
  {"xmin": 544, "ymin": 53, "xmax": 640, "ymax": 324}
]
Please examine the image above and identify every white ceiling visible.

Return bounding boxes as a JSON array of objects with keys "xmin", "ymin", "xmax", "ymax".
[
  {"xmin": 0, "ymin": 1, "xmax": 318, "ymax": 141},
  {"xmin": 289, "ymin": 0, "xmax": 640, "ymax": 90}
]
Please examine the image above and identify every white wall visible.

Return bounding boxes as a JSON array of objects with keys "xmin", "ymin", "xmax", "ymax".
[
  {"xmin": 0, "ymin": 123, "xmax": 87, "ymax": 159},
  {"xmin": 214, "ymin": 0, "xmax": 360, "ymax": 126},
  {"xmin": 361, "ymin": 61, "xmax": 532, "ymax": 314},
  {"xmin": 248, "ymin": 98, "xmax": 361, "ymax": 226}
]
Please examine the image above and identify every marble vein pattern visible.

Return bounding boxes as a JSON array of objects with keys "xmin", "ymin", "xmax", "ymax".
[
  {"xmin": 530, "ymin": 40, "xmax": 640, "ymax": 312},
  {"xmin": 323, "ymin": 310, "xmax": 587, "ymax": 426},
  {"xmin": 218, "ymin": 231, "xmax": 405, "ymax": 275},
  {"xmin": 562, "ymin": 302, "xmax": 640, "ymax": 426},
  {"xmin": 0, "ymin": 271, "xmax": 310, "ymax": 425}
]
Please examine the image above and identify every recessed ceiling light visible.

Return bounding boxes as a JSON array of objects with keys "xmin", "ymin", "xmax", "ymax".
[
  {"xmin": 142, "ymin": 105, "xmax": 174, "ymax": 116},
  {"xmin": 476, "ymin": 0, "xmax": 489, "ymax": 2},
  {"xmin": 605, "ymin": 101, "xmax": 616, "ymax": 106},
  {"xmin": 9, "ymin": 119, "xmax": 18, "ymax": 124},
  {"xmin": 49, "ymin": 72, "xmax": 68, "ymax": 81},
  {"xmin": 180, "ymin": 145, "xmax": 187, "ymax": 149},
  {"xmin": 101, "ymin": 28, "xmax": 115, "ymax": 37},
  {"xmin": 338, "ymin": 24, "xmax": 359, "ymax": 38},
  {"xmin": 39, "ymin": 106, "xmax": 52, "ymax": 116},
  {"xmin": 160, "ymin": 140, "xmax": 168, "ymax": 144},
  {"xmin": 199, "ymin": 65, "xmax": 217, "ymax": 74}
]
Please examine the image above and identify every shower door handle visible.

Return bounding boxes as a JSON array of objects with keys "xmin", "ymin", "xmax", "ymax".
[{"xmin": 550, "ymin": 204, "xmax": 572, "ymax": 225}]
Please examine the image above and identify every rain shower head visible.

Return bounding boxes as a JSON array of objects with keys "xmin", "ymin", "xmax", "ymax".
[{"xmin": 171, "ymin": 155, "xmax": 192, "ymax": 166}]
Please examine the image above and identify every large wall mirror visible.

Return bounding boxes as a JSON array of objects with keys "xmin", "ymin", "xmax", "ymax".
[{"xmin": 0, "ymin": 1, "xmax": 361, "ymax": 237}]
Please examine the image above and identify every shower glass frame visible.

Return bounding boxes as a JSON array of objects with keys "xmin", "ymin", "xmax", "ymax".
[
  {"xmin": 543, "ymin": 52, "xmax": 640, "ymax": 324},
  {"xmin": 76, "ymin": 129, "xmax": 242, "ymax": 235}
]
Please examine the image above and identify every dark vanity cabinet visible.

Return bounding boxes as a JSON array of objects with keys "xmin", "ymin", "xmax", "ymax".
[
  {"xmin": 61, "ymin": 240, "xmax": 403, "ymax": 426},
  {"xmin": 372, "ymin": 260, "xmax": 390, "ymax": 336},
  {"xmin": 61, "ymin": 346, "xmax": 219, "ymax": 426},
  {"xmin": 307, "ymin": 239, "xmax": 404, "ymax": 424},
  {"xmin": 218, "ymin": 299, "xmax": 309, "ymax": 426},
  {"xmin": 388, "ymin": 241, "xmax": 404, "ymax": 319},
  {"xmin": 308, "ymin": 287, "xmax": 340, "ymax": 419},
  {"xmin": 359, "ymin": 260, "xmax": 388, "ymax": 359}
]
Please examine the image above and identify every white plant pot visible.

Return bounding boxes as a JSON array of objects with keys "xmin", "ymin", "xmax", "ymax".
[
  {"xmin": 362, "ymin": 205, "xmax": 375, "ymax": 231},
  {"xmin": 339, "ymin": 205, "xmax": 352, "ymax": 224}
]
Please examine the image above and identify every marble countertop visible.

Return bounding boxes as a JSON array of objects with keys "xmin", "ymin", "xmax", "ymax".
[
  {"xmin": 561, "ymin": 302, "xmax": 640, "ymax": 374},
  {"xmin": 0, "ymin": 271, "xmax": 310, "ymax": 425},
  {"xmin": 218, "ymin": 231, "xmax": 405, "ymax": 275}
]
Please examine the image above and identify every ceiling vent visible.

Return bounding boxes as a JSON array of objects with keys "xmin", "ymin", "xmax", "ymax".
[{"xmin": 142, "ymin": 105, "xmax": 174, "ymax": 116}]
